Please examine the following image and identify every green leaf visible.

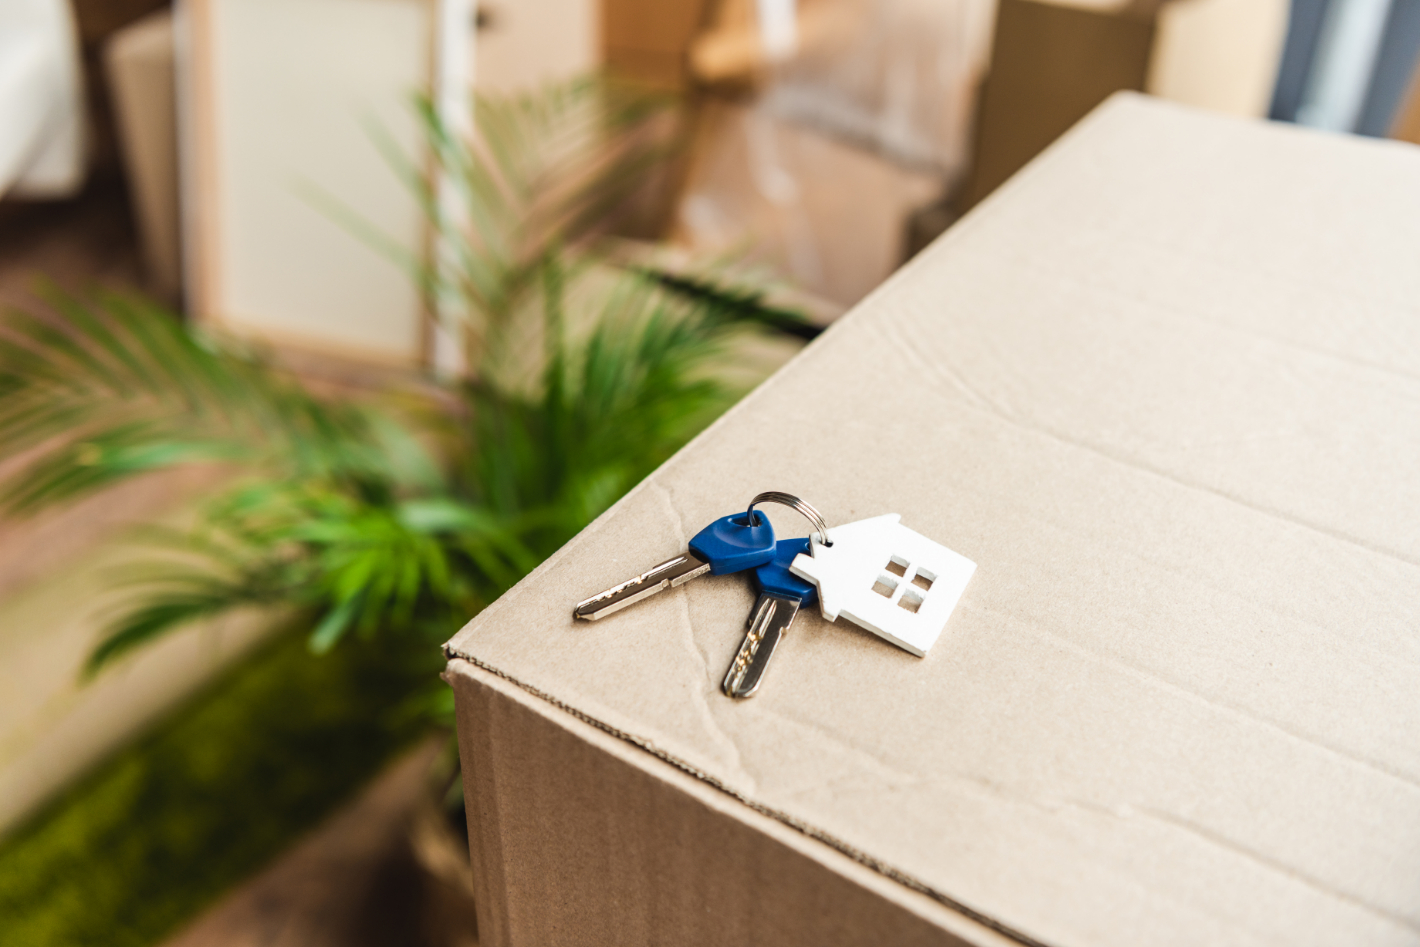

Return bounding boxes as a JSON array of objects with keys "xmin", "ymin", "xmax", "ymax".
[
  {"xmin": 86, "ymin": 587, "xmax": 257, "ymax": 677},
  {"xmin": 308, "ymin": 594, "xmax": 363, "ymax": 655},
  {"xmin": 26, "ymin": 75, "xmax": 802, "ymax": 737}
]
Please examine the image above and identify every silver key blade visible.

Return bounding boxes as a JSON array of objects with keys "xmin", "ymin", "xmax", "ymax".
[
  {"xmin": 573, "ymin": 551, "xmax": 711, "ymax": 621},
  {"xmin": 722, "ymin": 592, "xmax": 800, "ymax": 698}
]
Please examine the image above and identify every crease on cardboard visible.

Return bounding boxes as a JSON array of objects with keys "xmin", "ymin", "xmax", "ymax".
[
  {"xmin": 442, "ymin": 648, "xmax": 1057, "ymax": 947},
  {"xmin": 941, "ymin": 433, "xmax": 1420, "ymax": 667},
  {"xmin": 974, "ymin": 602, "xmax": 1420, "ymax": 793},
  {"xmin": 1075, "ymin": 242, "xmax": 1420, "ymax": 388},
  {"xmin": 1169, "ymin": 300, "xmax": 1420, "ymax": 389},
  {"xmin": 902, "ymin": 352, "xmax": 1420, "ymax": 572},
  {"xmin": 1127, "ymin": 804, "xmax": 1420, "ymax": 932},
  {"xmin": 1112, "ymin": 534, "xmax": 1420, "ymax": 665},
  {"xmin": 968, "ymin": 226, "xmax": 1420, "ymax": 390},
  {"xmin": 652, "ymin": 481, "xmax": 750, "ymax": 783},
  {"xmin": 878, "ymin": 314, "xmax": 999, "ymax": 414},
  {"xmin": 746, "ymin": 702, "xmax": 937, "ymax": 791},
  {"xmin": 773, "ymin": 763, "xmax": 1420, "ymax": 935},
  {"xmin": 1108, "ymin": 535, "xmax": 1420, "ymax": 668}
]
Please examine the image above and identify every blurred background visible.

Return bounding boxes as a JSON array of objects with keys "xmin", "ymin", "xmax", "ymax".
[{"xmin": 1, "ymin": 0, "xmax": 1418, "ymax": 945}]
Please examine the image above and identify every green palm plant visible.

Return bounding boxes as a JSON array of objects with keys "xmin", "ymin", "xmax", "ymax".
[{"xmin": 0, "ymin": 76, "xmax": 810, "ymax": 707}]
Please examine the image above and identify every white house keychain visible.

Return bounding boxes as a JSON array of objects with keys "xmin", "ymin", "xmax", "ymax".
[
  {"xmin": 789, "ymin": 510, "xmax": 977, "ymax": 657},
  {"xmin": 572, "ymin": 491, "xmax": 977, "ymax": 698},
  {"xmin": 716, "ymin": 493, "xmax": 978, "ymax": 698}
]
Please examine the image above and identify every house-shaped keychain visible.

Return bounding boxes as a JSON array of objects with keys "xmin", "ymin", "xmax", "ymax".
[{"xmin": 790, "ymin": 514, "xmax": 976, "ymax": 656}]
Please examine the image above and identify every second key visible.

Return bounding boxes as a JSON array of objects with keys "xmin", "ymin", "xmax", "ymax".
[{"xmin": 722, "ymin": 537, "xmax": 818, "ymax": 698}]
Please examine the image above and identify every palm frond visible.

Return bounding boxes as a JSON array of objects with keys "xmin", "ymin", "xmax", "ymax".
[
  {"xmin": 628, "ymin": 266, "xmax": 823, "ymax": 340},
  {"xmin": 420, "ymin": 76, "xmax": 683, "ymax": 346},
  {"xmin": 0, "ymin": 289, "xmax": 433, "ymax": 515},
  {"xmin": 86, "ymin": 572, "xmax": 274, "ymax": 676},
  {"xmin": 14, "ymin": 75, "xmax": 809, "ymax": 708},
  {"xmin": 456, "ymin": 271, "xmax": 752, "ymax": 545}
]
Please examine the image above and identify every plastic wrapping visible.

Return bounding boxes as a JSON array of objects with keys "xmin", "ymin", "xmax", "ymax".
[
  {"xmin": 674, "ymin": 101, "xmax": 940, "ymax": 307},
  {"xmin": 673, "ymin": 0, "xmax": 994, "ymax": 306},
  {"xmin": 761, "ymin": 0, "xmax": 996, "ymax": 179}
]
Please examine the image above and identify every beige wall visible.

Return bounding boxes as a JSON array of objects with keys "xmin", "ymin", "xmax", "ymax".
[
  {"xmin": 477, "ymin": 0, "xmax": 599, "ymax": 94},
  {"xmin": 1147, "ymin": 0, "xmax": 1289, "ymax": 117}
]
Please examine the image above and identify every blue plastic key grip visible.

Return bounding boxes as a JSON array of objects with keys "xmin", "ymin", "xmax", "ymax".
[
  {"xmin": 688, "ymin": 512, "xmax": 776, "ymax": 575},
  {"xmin": 753, "ymin": 538, "xmax": 818, "ymax": 607}
]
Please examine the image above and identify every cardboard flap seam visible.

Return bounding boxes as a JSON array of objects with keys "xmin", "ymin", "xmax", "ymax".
[
  {"xmin": 1099, "ymin": 274, "xmax": 1420, "ymax": 387},
  {"xmin": 443, "ymin": 649, "xmax": 1057, "ymax": 947},
  {"xmin": 975, "ymin": 601, "xmax": 1420, "ymax": 792},
  {"xmin": 897, "ymin": 361, "xmax": 1420, "ymax": 571},
  {"xmin": 936, "ymin": 220, "xmax": 1420, "ymax": 389},
  {"xmin": 1131, "ymin": 805, "xmax": 1420, "ymax": 931}
]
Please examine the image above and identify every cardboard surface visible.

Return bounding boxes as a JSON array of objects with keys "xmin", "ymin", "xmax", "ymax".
[
  {"xmin": 960, "ymin": 0, "xmax": 1156, "ymax": 210},
  {"xmin": 448, "ymin": 95, "xmax": 1420, "ymax": 946}
]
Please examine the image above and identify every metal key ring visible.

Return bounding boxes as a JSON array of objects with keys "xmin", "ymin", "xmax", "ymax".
[{"xmin": 745, "ymin": 492, "xmax": 833, "ymax": 547}]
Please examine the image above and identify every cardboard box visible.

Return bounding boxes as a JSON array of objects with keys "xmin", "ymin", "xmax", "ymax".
[
  {"xmin": 602, "ymin": 0, "xmax": 716, "ymax": 88},
  {"xmin": 446, "ymin": 95, "xmax": 1420, "ymax": 946},
  {"xmin": 105, "ymin": 9, "xmax": 181, "ymax": 303},
  {"xmin": 960, "ymin": 0, "xmax": 1158, "ymax": 211},
  {"xmin": 1395, "ymin": 58, "xmax": 1420, "ymax": 144},
  {"xmin": 960, "ymin": 0, "xmax": 1286, "ymax": 210}
]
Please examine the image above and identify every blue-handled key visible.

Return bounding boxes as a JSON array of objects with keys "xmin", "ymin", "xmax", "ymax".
[
  {"xmin": 573, "ymin": 511, "xmax": 776, "ymax": 621},
  {"xmin": 722, "ymin": 537, "xmax": 818, "ymax": 698}
]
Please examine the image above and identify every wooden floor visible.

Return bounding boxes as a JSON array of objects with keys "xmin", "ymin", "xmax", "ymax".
[
  {"xmin": 0, "ymin": 187, "xmax": 257, "ymax": 834},
  {"xmin": 0, "ymin": 179, "xmax": 148, "ymax": 309},
  {"xmin": 160, "ymin": 741, "xmax": 461, "ymax": 947},
  {"xmin": 0, "ymin": 188, "xmax": 475, "ymax": 947},
  {"xmin": 0, "ymin": 180, "xmax": 167, "ymax": 598}
]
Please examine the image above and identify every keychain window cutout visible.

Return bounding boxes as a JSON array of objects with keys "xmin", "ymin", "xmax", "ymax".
[
  {"xmin": 886, "ymin": 558, "xmax": 908, "ymax": 577},
  {"xmin": 791, "ymin": 513, "xmax": 976, "ymax": 657}
]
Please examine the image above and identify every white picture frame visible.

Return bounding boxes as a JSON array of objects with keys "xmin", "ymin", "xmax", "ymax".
[{"xmin": 176, "ymin": 0, "xmax": 469, "ymax": 365}]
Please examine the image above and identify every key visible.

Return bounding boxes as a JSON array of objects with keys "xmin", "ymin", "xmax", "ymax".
[
  {"xmin": 573, "ymin": 511, "xmax": 776, "ymax": 621},
  {"xmin": 722, "ymin": 538, "xmax": 818, "ymax": 698}
]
